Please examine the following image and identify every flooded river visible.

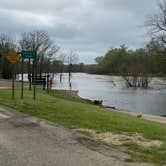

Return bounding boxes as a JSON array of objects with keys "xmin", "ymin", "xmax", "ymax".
[{"xmin": 53, "ymin": 73, "xmax": 166, "ymax": 116}]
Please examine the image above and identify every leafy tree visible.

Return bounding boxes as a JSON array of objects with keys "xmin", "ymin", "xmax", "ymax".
[{"xmin": 95, "ymin": 45, "xmax": 129, "ymax": 74}]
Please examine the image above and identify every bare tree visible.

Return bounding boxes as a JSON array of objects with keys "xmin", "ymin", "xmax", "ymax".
[
  {"xmin": 19, "ymin": 30, "xmax": 59, "ymax": 75},
  {"xmin": 146, "ymin": 1, "xmax": 166, "ymax": 49}
]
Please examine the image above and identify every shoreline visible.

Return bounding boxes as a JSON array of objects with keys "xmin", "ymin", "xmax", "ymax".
[
  {"xmin": 85, "ymin": 72, "xmax": 166, "ymax": 77},
  {"xmin": 57, "ymin": 89, "xmax": 166, "ymax": 125},
  {"xmin": 105, "ymin": 107, "xmax": 166, "ymax": 124}
]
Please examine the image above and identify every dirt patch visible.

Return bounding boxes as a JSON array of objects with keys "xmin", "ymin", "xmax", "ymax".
[
  {"xmin": 97, "ymin": 132, "xmax": 162, "ymax": 148},
  {"xmin": 76, "ymin": 129, "xmax": 163, "ymax": 148}
]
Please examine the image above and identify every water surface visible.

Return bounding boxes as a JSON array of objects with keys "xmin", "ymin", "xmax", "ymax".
[{"xmin": 53, "ymin": 73, "xmax": 166, "ymax": 116}]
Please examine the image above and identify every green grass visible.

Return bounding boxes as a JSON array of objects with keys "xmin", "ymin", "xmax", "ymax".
[
  {"xmin": 0, "ymin": 88, "xmax": 166, "ymax": 165},
  {"xmin": 122, "ymin": 143, "xmax": 166, "ymax": 166}
]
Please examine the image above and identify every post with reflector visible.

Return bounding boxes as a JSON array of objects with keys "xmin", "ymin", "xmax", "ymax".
[
  {"xmin": 6, "ymin": 50, "xmax": 20, "ymax": 100},
  {"xmin": 21, "ymin": 50, "xmax": 37, "ymax": 100}
]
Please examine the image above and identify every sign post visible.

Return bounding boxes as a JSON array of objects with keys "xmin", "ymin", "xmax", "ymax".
[
  {"xmin": 12, "ymin": 65, "xmax": 15, "ymax": 100},
  {"xmin": 21, "ymin": 58, "xmax": 24, "ymax": 99},
  {"xmin": 6, "ymin": 50, "xmax": 20, "ymax": 100},
  {"xmin": 33, "ymin": 59, "xmax": 36, "ymax": 100},
  {"xmin": 21, "ymin": 51, "xmax": 37, "ymax": 100},
  {"xmin": 28, "ymin": 58, "xmax": 31, "ymax": 90}
]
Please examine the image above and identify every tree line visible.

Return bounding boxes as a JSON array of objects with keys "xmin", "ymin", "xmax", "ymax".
[
  {"xmin": 94, "ymin": 40, "xmax": 166, "ymax": 75},
  {"xmin": 0, "ymin": 30, "xmax": 78, "ymax": 81},
  {"xmin": 85, "ymin": 1, "xmax": 166, "ymax": 88},
  {"xmin": 91, "ymin": 40, "xmax": 165, "ymax": 88}
]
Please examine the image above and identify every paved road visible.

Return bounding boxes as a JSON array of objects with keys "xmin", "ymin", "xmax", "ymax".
[{"xmin": 0, "ymin": 105, "xmax": 152, "ymax": 166}]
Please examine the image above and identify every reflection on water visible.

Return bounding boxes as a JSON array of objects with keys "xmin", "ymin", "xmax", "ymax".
[{"xmin": 53, "ymin": 73, "xmax": 166, "ymax": 116}]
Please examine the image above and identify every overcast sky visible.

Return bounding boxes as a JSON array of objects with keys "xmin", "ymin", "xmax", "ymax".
[{"xmin": 0, "ymin": 0, "xmax": 159, "ymax": 63}]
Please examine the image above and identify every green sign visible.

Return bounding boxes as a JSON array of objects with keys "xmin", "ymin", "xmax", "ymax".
[{"xmin": 21, "ymin": 51, "xmax": 36, "ymax": 59}]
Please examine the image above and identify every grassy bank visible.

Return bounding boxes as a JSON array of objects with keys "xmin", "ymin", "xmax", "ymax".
[{"xmin": 0, "ymin": 88, "xmax": 165, "ymax": 165}]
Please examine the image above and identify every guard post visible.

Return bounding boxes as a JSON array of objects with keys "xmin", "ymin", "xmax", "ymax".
[{"xmin": 47, "ymin": 74, "xmax": 50, "ymax": 93}]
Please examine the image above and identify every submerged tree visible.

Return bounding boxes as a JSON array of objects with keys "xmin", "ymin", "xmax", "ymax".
[
  {"xmin": 121, "ymin": 64, "xmax": 150, "ymax": 88},
  {"xmin": 120, "ymin": 48, "xmax": 150, "ymax": 88},
  {"xmin": 95, "ymin": 46, "xmax": 152, "ymax": 88}
]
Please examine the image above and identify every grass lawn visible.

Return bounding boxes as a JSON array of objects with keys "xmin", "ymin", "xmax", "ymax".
[{"xmin": 0, "ymin": 88, "xmax": 166, "ymax": 165}]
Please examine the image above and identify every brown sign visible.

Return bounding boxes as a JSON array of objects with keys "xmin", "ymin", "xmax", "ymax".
[{"xmin": 6, "ymin": 50, "xmax": 20, "ymax": 64}]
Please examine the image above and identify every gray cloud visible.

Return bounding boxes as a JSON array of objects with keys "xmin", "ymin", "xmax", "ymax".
[{"xmin": 0, "ymin": 0, "xmax": 159, "ymax": 63}]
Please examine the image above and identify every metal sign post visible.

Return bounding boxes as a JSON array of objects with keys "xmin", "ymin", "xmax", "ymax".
[
  {"xmin": 12, "ymin": 65, "xmax": 15, "ymax": 100},
  {"xmin": 21, "ymin": 58, "xmax": 24, "ymax": 99},
  {"xmin": 28, "ymin": 58, "xmax": 31, "ymax": 91},
  {"xmin": 6, "ymin": 50, "xmax": 20, "ymax": 100},
  {"xmin": 33, "ymin": 59, "xmax": 36, "ymax": 100},
  {"xmin": 21, "ymin": 51, "xmax": 37, "ymax": 100}
]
